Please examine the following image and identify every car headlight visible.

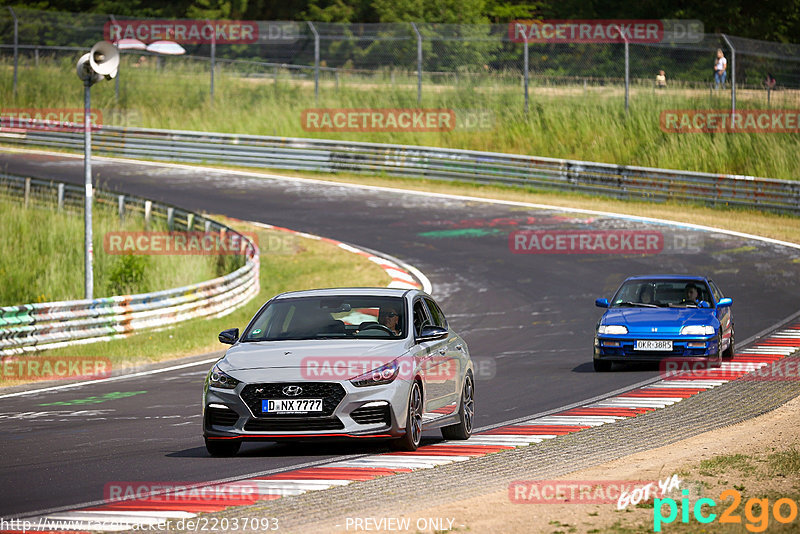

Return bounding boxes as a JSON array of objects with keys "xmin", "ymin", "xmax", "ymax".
[
  {"xmin": 598, "ymin": 325, "xmax": 628, "ymax": 335},
  {"xmin": 208, "ymin": 363, "xmax": 241, "ymax": 389},
  {"xmin": 680, "ymin": 325, "xmax": 716, "ymax": 335},
  {"xmin": 350, "ymin": 359, "xmax": 400, "ymax": 387}
]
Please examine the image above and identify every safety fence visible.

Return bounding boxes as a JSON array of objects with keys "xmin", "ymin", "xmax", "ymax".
[
  {"xmin": 0, "ymin": 173, "xmax": 260, "ymax": 356},
  {"xmin": 2, "ymin": 124, "xmax": 799, "ymax": 214}
]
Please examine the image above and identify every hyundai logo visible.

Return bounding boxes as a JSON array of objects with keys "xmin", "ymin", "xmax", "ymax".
[{"xmin": 282, "ymin": 385, "xmax": 303, "ymax": 396}]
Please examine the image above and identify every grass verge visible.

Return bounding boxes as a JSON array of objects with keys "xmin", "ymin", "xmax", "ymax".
[
  {"xmin": 1, "ymin": 56, "xmax": 799, "ymax": 179},
  {"xmin": 0, "ymin": 195, "xmax": 239, "ymax": 305}
]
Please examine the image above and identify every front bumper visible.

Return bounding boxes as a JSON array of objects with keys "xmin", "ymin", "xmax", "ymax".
[
  {"xmin": 203, "ymin": 379, "xmax": 411, "ymax": 442},
  {"xmin": 593, "ymin": 334, "xmax": 719, "ymax": 362}
]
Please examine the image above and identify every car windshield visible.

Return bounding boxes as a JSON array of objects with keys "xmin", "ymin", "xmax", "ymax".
[
  {"xmin": 610, "ymin": 280, "xmax": 714, "ymax": 308},
  {"xmin": 241, "ymin": 295, "xmax": 407, "ymax": 341}
]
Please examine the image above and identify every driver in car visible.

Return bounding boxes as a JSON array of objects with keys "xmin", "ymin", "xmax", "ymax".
[
  {"xmin": 682, "ymin": 283, "xmax": 700, "ymax": 304},
  {"xmin": 378, "ymin": 307, "xmax": 402, "ymax": 336}
]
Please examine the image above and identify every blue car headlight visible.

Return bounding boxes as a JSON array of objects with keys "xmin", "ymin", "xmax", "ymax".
[
  {"xmin": 208, "ymin": 363, "xmax": 241, "ymax": 389},
  {"xmin": 598, "ymin": 325, "xmax": 628, "ymax": 335},
  {"xmin": 680, "ymin": 325, "xmax": 716, "ymax": 335},
  {"xmin": 350, "ymin": 359, "xmax": 400, "ymax": 387}
]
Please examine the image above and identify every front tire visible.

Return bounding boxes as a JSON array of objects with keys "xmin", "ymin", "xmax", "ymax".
[
  {"xmin": 393, "ymin": 381, "xmax": 423, "ymax": 451},
  {"xmin": 442, "ymin": 373, "xmax": 474, "ymax": 441},
  {"xmin": 722, "ymin": 333, "xmax": 735, "ymax": 361},
  {"xmin": 205, "ymin": 438, "xmax": 241, "ymax": 457}
]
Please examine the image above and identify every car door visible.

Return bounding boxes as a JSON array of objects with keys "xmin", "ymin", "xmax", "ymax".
[
  {"xmin": 412, "ymin": 298, "xmax": 449, "ymax": 413},
  {"xmin": 423, "ymin": 297, "xmax": 462, "ymax": 403}
]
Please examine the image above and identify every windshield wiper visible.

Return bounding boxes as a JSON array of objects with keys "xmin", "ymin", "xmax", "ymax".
[{"xmin": 620, "ymin": 301, "xmax": 658, "ymax": 308}]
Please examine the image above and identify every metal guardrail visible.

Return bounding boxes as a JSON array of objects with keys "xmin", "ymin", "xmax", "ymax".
[
  {"xmin": 2, "ymin": 123, "xmax": 800, "ymax": 214},
  {"xmin": 0, "ymin": 173, "xmax": 260, "ymax": 356}
]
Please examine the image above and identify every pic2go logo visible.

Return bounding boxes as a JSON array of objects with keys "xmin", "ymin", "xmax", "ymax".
[{"xmin": 654, "ymin": 489, "xmax": 800, "ymax": 532}]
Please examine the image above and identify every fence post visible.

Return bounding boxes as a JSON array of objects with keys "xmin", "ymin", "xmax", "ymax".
[
  {"xmin": 24, "ymin": 177, "xmax": 30, "ymax": 207},
  {"xmin": 307, "ymin": 22, "xmax": 320, "ymax": 102},
  {"xmin": 8, "ymin": 7, "xmax": 18, "ymax": 97},
  {"xmin": 58, "ymin": 183, "xmax": 64, "ymax": 211},
  {"xmin": 623, "ymin": 38, "xmax": 629, "ymax": 113},
  {"xmin": 187, "ymin": 212, "xmax": 194, "ymax": 231},
  {"xmin": 167, "ymin": 207, "xmax": 174, "ymax": 230},
  {"xmin": 118, "ymin": 194, "xmax": 125, "ymax": 222},
  {"xmin": 209, "ymin": 19, "xmax": 216, "ymax": 103},
  {"xmin": 522, "ymin": 26, "xmax": 529, "ymax": 114},
  {"xmin": 144, "ymin": 200, "xmax": 152, "ymax": 228},
  {"xmin": 410, "ymin": 22, "xmax": 422, "ymax": 105},
  {"xmin": 721, "ymin": 34, "xmax": 736, "ymax": 116}
]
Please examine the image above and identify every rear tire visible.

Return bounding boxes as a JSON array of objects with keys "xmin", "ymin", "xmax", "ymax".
[
  {"xmin": 442, "ymin": 373, "xmax": 474, "ymax": 441},
  {"xmin": 392, "ymin": 381, "xmax": 423, "ymax": 451},
  {"xmin": 205, "ymin": 438, "xmax": 241, "ymax": 457},
  {"xmin": 593, "ymin": 359, "xmax": 612, "ymax": 372}
]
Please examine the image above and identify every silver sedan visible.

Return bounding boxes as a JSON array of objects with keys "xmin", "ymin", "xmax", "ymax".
[{"xmin": 203, "ymin": 288, "xmax": 474, "ymax": 455}]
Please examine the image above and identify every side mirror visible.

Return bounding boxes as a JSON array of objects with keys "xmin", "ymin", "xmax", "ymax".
[
  {"xmin": 717, "ymin": 297, "xmax": 733, "ymax": 308},
  {"xmin": 417, "ymin": 325, "xmax": 448, "ymax": 342},
  {"xmin": 218, "ymin": 328, "xmax": 239, "ymax": 345},
  {"xmin": 595, "ymin": 298, "xmax": 609, "ymax": 308}
]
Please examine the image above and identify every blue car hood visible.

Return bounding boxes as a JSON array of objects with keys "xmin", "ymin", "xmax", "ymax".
[{"xmin": 601, "ymin": 308, "xmax": 717, "ymax": 335}]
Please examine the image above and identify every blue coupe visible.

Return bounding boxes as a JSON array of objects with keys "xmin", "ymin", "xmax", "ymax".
[{"xmin": 593, "ymin": 275, "xmax": 734, "ymax": 372}]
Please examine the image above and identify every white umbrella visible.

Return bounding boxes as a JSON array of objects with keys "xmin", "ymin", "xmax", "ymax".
[
  {"xmin": 115, "ymin": 38, "xmax": 146, "ymax": 50},
  {"xmin": 145, "ymin": 40, "xmax": 186, "ymax": 56}
]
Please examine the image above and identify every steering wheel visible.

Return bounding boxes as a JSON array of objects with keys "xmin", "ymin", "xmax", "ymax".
[{"xmin": 358, "ymin": 323, "xmax": 394, "ymax": 335}]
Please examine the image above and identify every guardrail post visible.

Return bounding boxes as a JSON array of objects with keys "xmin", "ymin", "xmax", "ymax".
[
  {"xmin": 410, "ymin": 22, "xmax": 422, "ymax": 105},
  {"xmin": 187, "ymin": 212, "xmax": 194, "ymax": 231},
  {"xmin": 205, "ymin": 220, "xmax": 211, "ymax": 233},
  {"xmin": 144, "ymin": 200, "xmax": 152, "ymax": 228},
  {"xmin": 167, "ymin": 207, "xmax": 174, "ymax": 230},
  {"xmin": 57, "ymin": 183, "xmax": 64, "ymax": 211},
  {"xmin": 307, "ymin": 22, "xmax": 319, "ymax": 102},
  {"xmin": 8, "ymin": 7, "xmax": 18, "ymax": 97},
  {"xmin": 721, "ymin": 34, "xmax": 736, "ymax": 116},
  {"xmin": 118, "ymin": 194, "xmax": 125, "ymax": 222},
  {"xmin": 24, "ymin": 177, "xmax": 30, "ymax": 207}
]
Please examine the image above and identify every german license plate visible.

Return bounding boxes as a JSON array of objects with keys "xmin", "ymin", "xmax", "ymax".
[
  {"xmin": 635, "ymin": 340, "xmax": 673, "ymax": 351},
  {"xmin": 262, "ymin": 399, "xmax": 323, "ymax": 414}
]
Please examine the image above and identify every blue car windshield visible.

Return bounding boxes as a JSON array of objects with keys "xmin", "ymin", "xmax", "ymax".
[
  {"xmin": 241, "ymin": 296, "xmax": 407, "ymax": 341},
  {"xmin": 611, "ymin": 280, "xmax": 714, "ymax": 308}
]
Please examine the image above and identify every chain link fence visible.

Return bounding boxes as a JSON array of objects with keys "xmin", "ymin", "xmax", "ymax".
[{"xmin": 1, "ymin": 7, "xmax": 799, "ymax": 114}]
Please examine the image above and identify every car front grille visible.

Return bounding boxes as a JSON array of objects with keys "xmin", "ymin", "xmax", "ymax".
[
  {"xmin": 243, "ymin": 416, "xmax": 345, "ymax": 431},
  {"xmin": 206, "ymin": 406, "xmax": 239, "ymax": 427},
  {"xmin": 240, "ymin": 382, "xmax": 346, "ymax": 417},
  {"xmin": 351, "ymin": 404, "xmax": 391, "ymax": 425}
]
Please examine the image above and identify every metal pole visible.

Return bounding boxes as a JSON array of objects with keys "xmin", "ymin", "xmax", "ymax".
[
  {"xmin": 410, "ymin": 23, "xmax": 422, "ymax": 105},
  {"xmin": 9, "ymin": 7, "xmax": 18, "ymax": 97},
  {"xmin": 84, "ymin": 80, "xmax": 94, "ymax": 300},
  {"xmin": 109, "ymin": 15, "xmax": 120, "ymax": 101},
  {"xmin": 307, "ymin": 22, "xmax": 319, "ymax": 102},
  {"xmin": 721, "ymin": 34, "xmax": 736, "ymax": 116},
  {"xmin": 523, "ymin": 31, "xmax": 529, "ymax": 113},
  {"xmin": 209, "ymin": 20, "xmax": 216, "ymax": 103}
]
